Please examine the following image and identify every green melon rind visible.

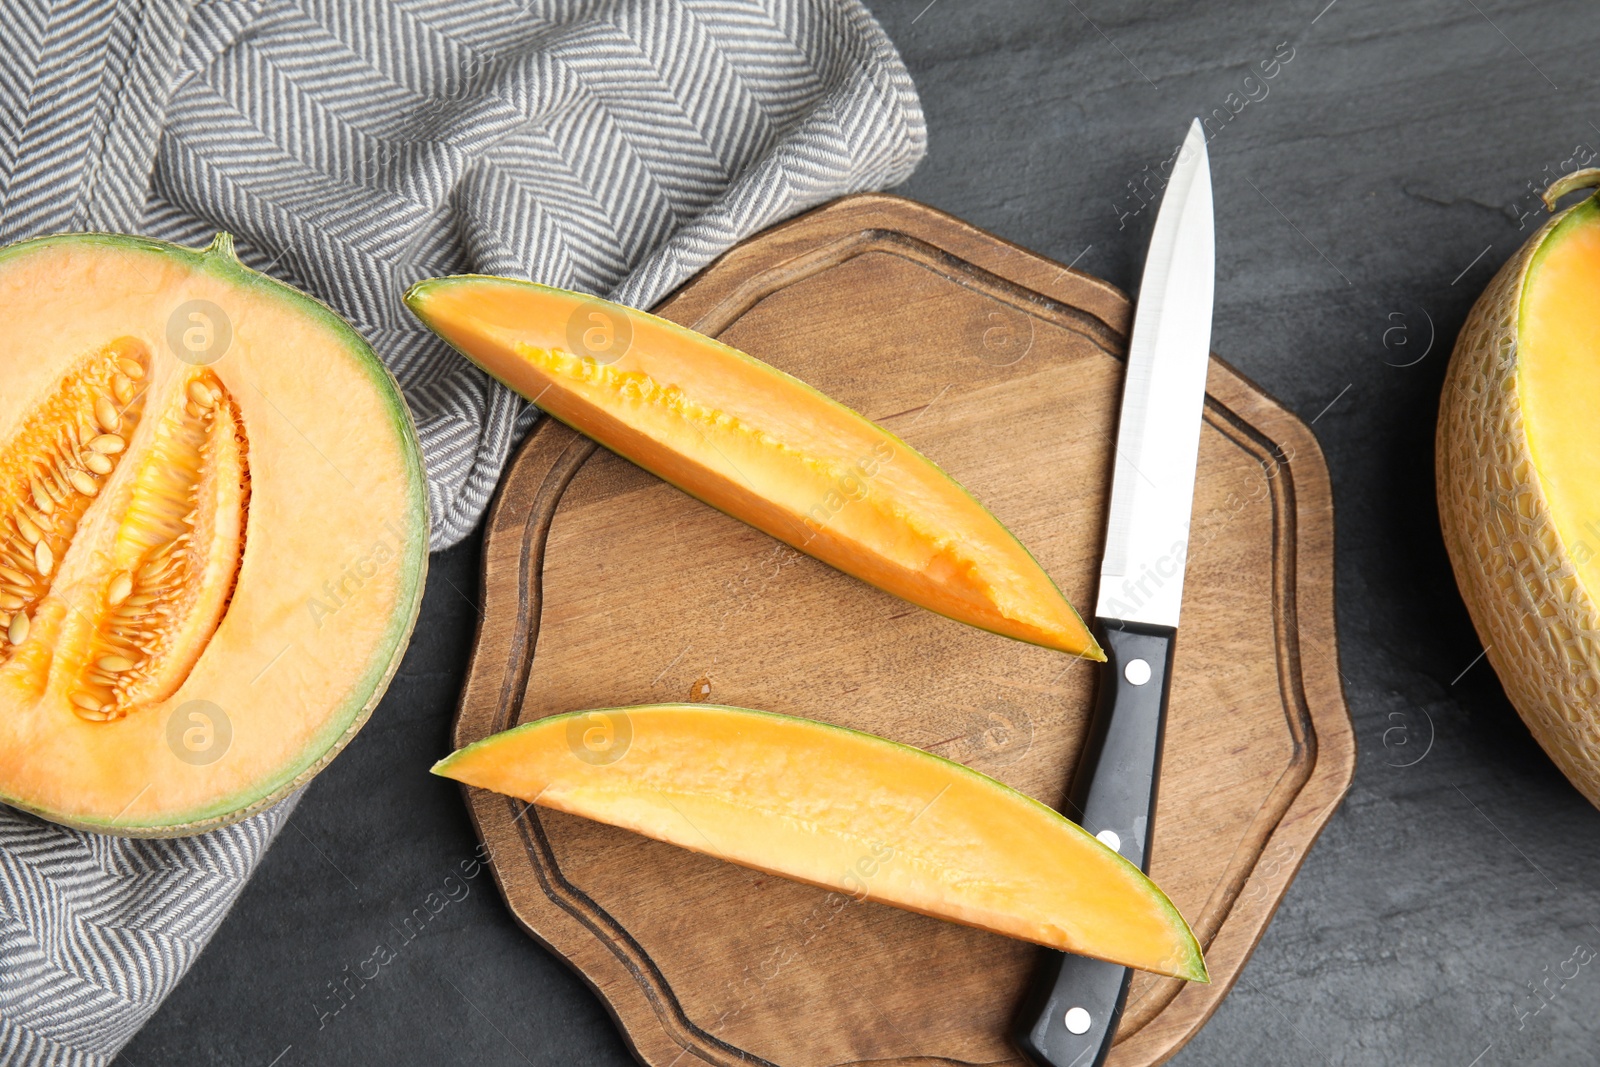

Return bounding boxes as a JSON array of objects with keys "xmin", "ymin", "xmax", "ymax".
[
  {"xmin": 0, "ymin": 232, "xmax": 430, "ymax": 837},
  {"xmin": 433, "ymin": 701, "xmax": 1206, "ymax": 982},
  {"xmin": 1521, "ymin": 193, "xmax": 1600, "ymax": 319},
  {"xmin": 403, "ymin": 276, "xmax": 1103, "ymax": 662}
]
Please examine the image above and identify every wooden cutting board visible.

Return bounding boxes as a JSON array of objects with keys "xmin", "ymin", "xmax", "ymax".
[{"xmin": 451, "ymin": 194, "xmax": 1354, "ymax": 1067}]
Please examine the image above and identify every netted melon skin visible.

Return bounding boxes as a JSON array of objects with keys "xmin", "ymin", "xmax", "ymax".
[{"xmin": 1437, "ymin": 207, "xmax": 1600, "ymax": 807}]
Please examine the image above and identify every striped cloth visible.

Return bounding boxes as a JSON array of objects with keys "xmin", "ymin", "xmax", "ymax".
[{"xmin": 0, "ymin": 1, "xmax": 925, "ymax": 1062}]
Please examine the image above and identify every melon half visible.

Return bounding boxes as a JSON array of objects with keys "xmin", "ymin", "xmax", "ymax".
[
  {"xmin": 1439, "ymin": 169, "xmax": 1600, "ymax": 804},
  {"xmin": 0, "ymin": 233, "xmax": 428, "ymax": 835}
]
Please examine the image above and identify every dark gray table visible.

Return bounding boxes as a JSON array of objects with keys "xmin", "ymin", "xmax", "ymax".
[{"xmin": 118, "ymin": 2, "xmax": 1600, "ymax": 1064}]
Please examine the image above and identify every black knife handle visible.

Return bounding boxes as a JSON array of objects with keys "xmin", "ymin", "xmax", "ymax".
[{"xmin": 1012, "ymin": 618, "xmax": 1177, "ymax": 1067}]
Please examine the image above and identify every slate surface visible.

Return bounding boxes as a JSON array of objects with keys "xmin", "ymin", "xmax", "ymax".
[{"xmin": 119, "ymin": 2, "xmax": 1600, "ymax": 1065}]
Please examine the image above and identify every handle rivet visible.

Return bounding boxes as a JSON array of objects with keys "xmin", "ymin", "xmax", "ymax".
[
  {"xmin": 1124, "ymin": 658, "xmax": 1152, "ymax": 685},
  {"xmin": 1096, "ymin": 829, "xmax": 1121, "ymax": 852},
  {"xmin": 1065, "ymin": 1006, "xmax": 1092, "ymax": 1034}
]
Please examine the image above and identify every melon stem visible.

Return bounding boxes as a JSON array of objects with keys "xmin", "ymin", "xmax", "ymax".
[
  {"xmin": 1541, "ymin": 169, "xmax": 1600, "ymax": 212},
  {"xmin": 202, "ymin": 232, "xmax": 238, "ymax": 262}
]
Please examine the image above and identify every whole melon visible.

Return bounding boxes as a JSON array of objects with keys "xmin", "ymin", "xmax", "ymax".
[
  {"xmin": 1438, "ymin": 169, "xmax": 1600, "ymax": 805},
  {"xmin": 0, "ymin": 233, "xmax": 428, "ymax": 836}
]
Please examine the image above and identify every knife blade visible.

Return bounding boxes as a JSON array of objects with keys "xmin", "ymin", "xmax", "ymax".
[{"xmin": 1012, "ymin": 117, "xmax": 1215, "ymax": 1067}]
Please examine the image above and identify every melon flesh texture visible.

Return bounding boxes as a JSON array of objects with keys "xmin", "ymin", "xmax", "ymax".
[
  {"xmin": 0, "ymin": 234, "xmax": 428, "ymax": 834},
  {"xmin": 435, "ymin": 704, "xmax": 1206, "ymax": 981},
  {"xmin": 1520, "ymin": 194, "xmax": 1600, "ymax": 600},
  {"xmin": 405, "ymin": 278, "xmax": 1102, "ymax": 661}
]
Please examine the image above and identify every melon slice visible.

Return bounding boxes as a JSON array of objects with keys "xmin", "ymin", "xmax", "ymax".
[
  {"xmin": 434, "ymin": 703, "xmax": 1206, "ymax": 981},
  {"xmin": 1439, "ymin": 169, "xmax": 1600, "ymax": 805},
  {"xmin": 404, "ymin": 278, "xmax": 1102, "ymax": 661},
  {"xmin": 0, "ymin": 233, "xmax": 428, "ymax": 835}
]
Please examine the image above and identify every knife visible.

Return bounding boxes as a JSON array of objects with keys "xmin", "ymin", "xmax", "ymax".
[{"xmin": 1012, "ymin": 118, "xmax": 1214, "ymax": 1067}]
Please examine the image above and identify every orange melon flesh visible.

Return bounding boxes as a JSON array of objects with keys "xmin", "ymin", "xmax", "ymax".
[
  {"xmin": 405, "ymin": 278, "xmax": 1102, "ymax": 661},
  {"xmin": 0, "ymin": 233, "xmax": 428, "ymax": 834},
  {"xmin": 434, "ymin": 703, "xmax": 1206, "ymax": 981},
  {"xmin": 1519, "ymin": 193, "xmax": 1600, "ymax": 600}
]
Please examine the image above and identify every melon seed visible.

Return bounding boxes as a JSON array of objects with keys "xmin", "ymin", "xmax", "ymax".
[
  {"xmin": 117, "ymin": 357, "xmax": 144, "ymax": 380},
  {"xmin": 88, "ymin": 434, "xmax": 125, "ymax": 454},
  {"xmin": 94, "ymin": 397, "xmax": 120, "ymax": 433},
  {"xmin": 83, "ymin": 452, "xmax": 112, "ymax": 475},
  {"xmin": 0, "ymin": 594, "xmax": 22, "ymax": 611},
  {"xmin": 15, "ymin": 514, "xmax": 41, "ymax": 545},
  {"xmin": 67, "ymin": 470, "xmax": 98, "ymax": 496},
  {"xmin": 33, "ymin": 541, "xmax": 52, "ymax": 576},
  {"xmin": 112, "ymin": 374, "xmax": 134, "ymax": 404},
  {"xmin": 187, "ymin": 380, "xmax": 216, "ymax": 409},
  {"xmin": 97, "ymin": 655, "xmax": 135, "ymax": 673},
  {"xmin": 0, "ymin": 565, "xmax": 28, "ymax": 586},
  {"xmin": 122, "ymin": 594, "xmax": 156, "ymax": 607},
  {"xmin": 7, "ymin": 613, "xmax": 27, "ymax": 645},
  {"xmin": 107, "ymin": 572, "xmax": 132, "ymax": 605},
  {"xmin": 69, "ymin": 692, "xmax": 101, "ymax": 711},
  {"xmin": 28, "ymin": 477, "xmax": 53, "ymax": 515}
]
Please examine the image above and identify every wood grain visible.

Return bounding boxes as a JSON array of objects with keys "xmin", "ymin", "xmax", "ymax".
[{"xmin": 451, "ymin": 194, "xmax": 1355, "ymax": 1067}]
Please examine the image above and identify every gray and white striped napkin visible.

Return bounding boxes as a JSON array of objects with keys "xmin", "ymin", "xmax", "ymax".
[{"xmin": 0, "ymin": 1, "xmax": 925, "ymax": 1061}]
